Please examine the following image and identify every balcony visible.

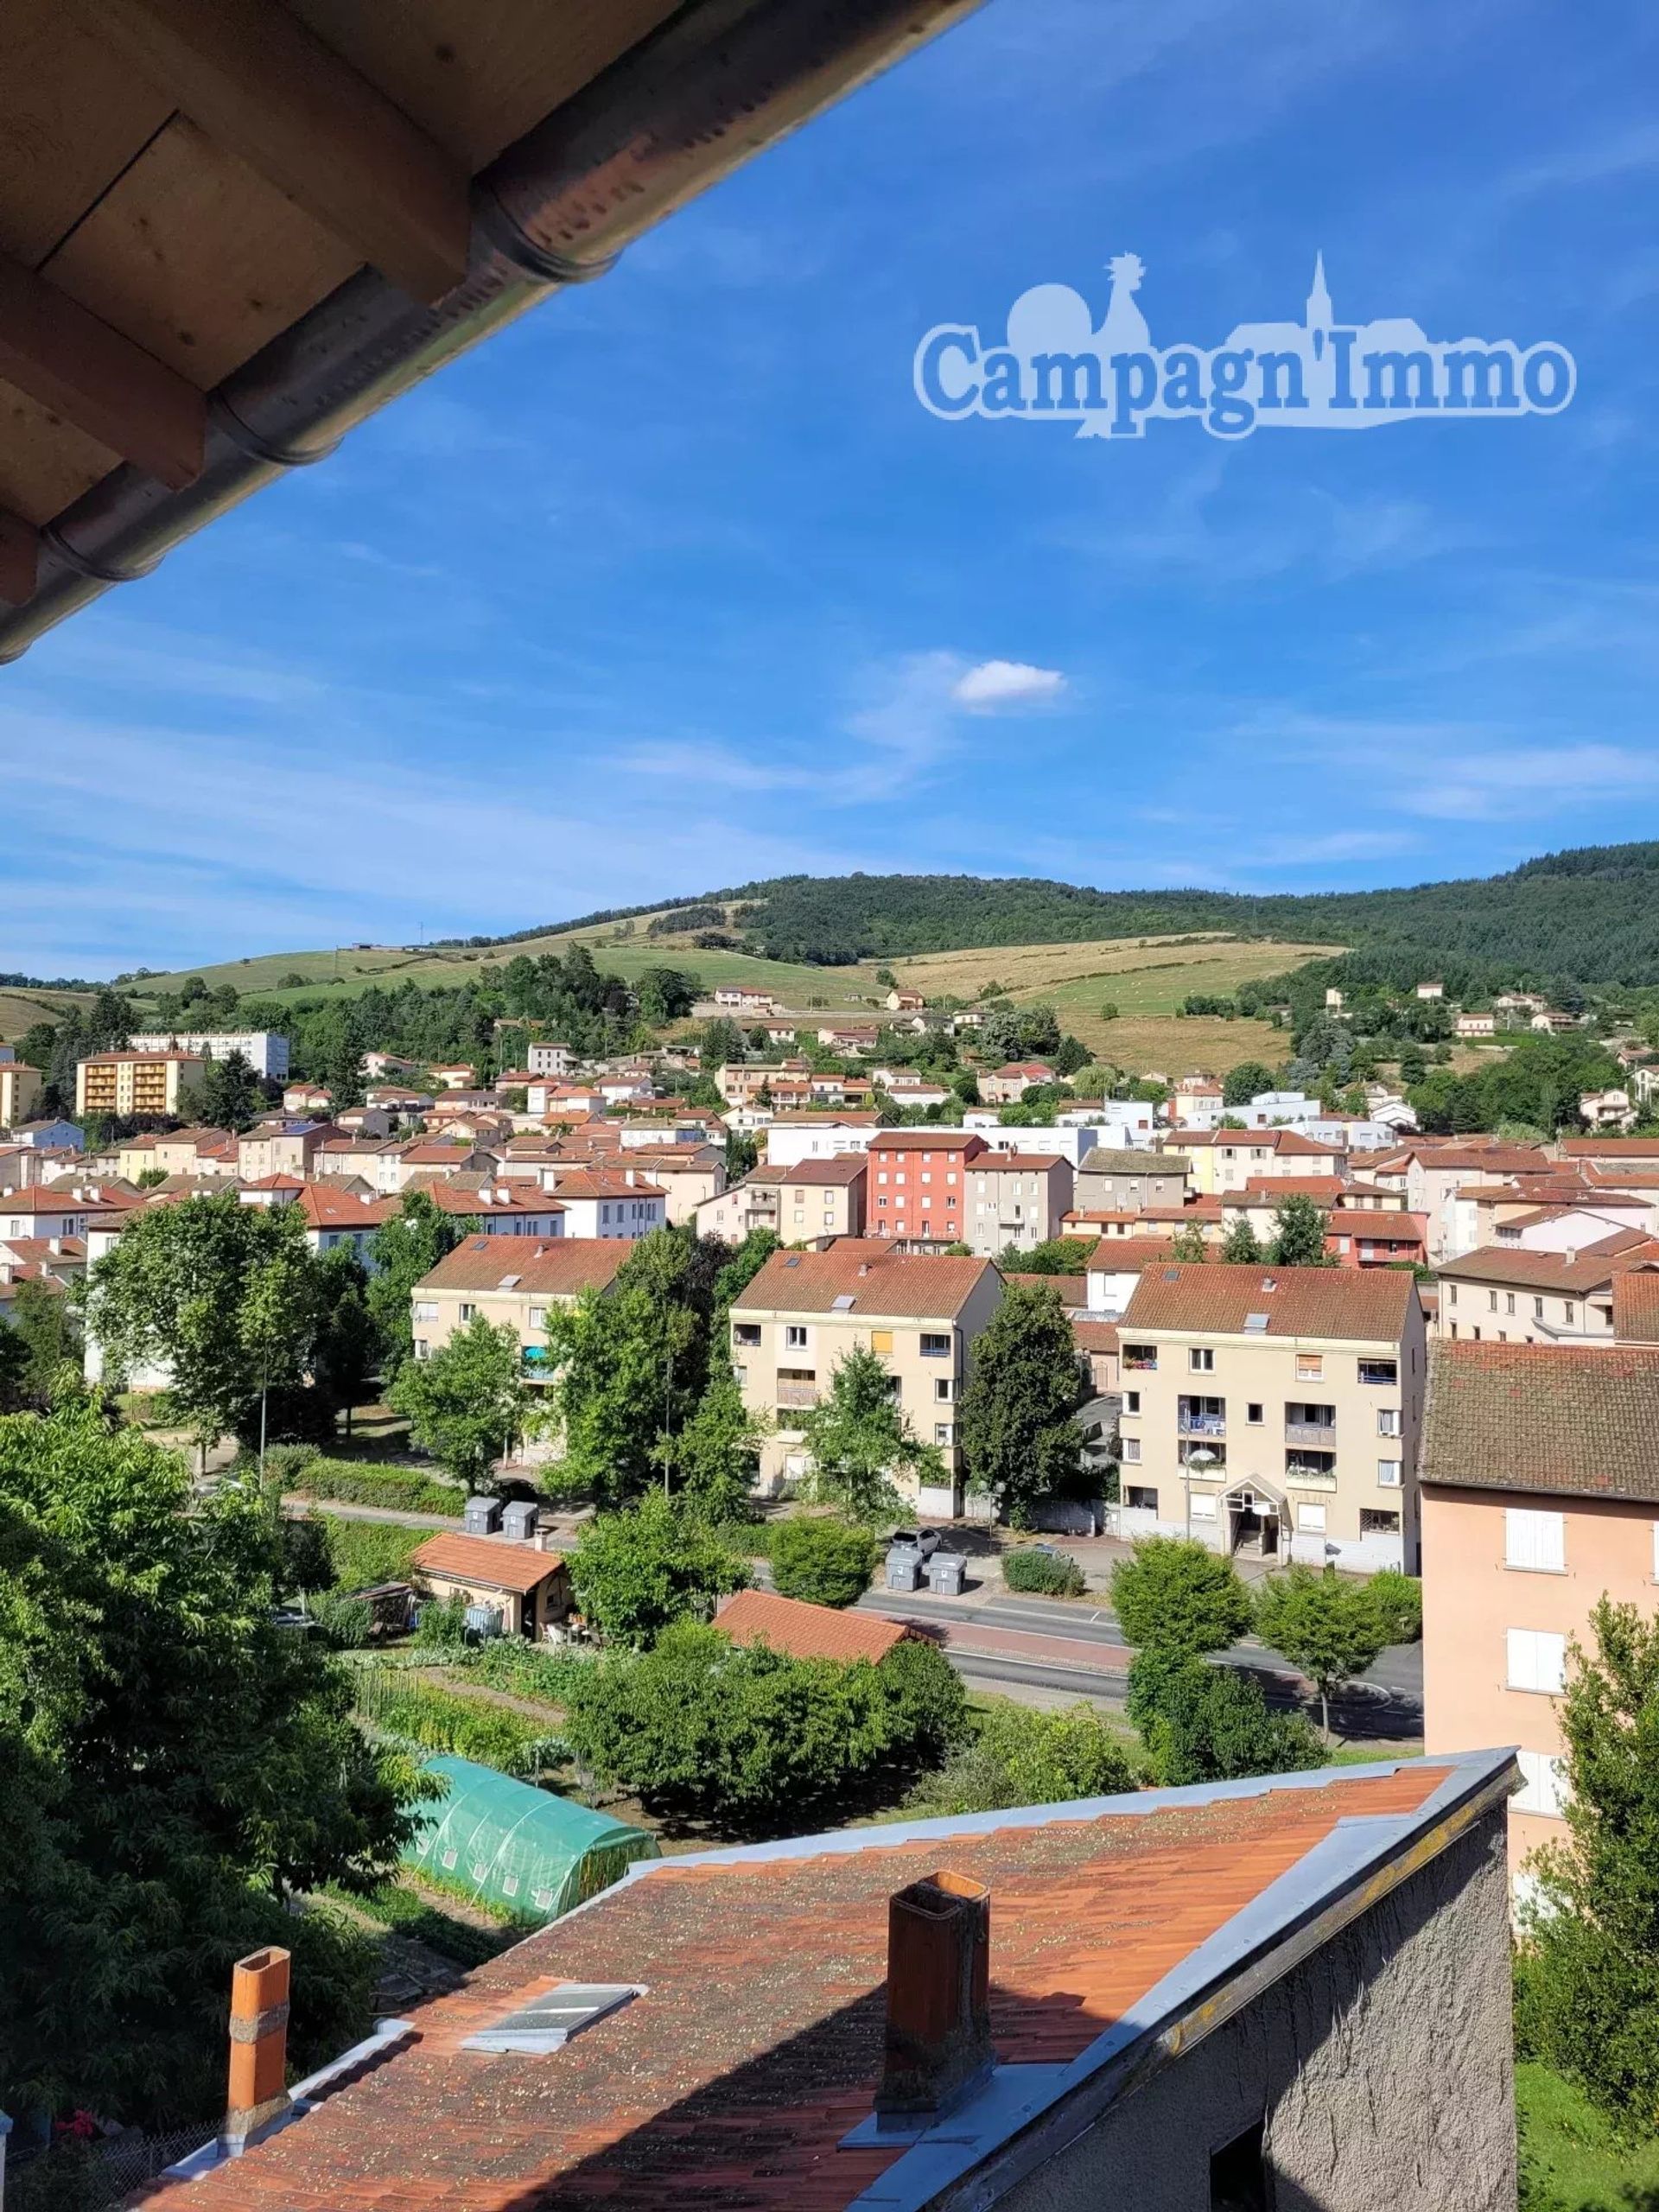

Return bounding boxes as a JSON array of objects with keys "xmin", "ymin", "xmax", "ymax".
[
  {"xmin": 776, "ymin": 1376, "xmax": 819, "ymax": 1409},
  {"xmin": 1357, "ymin": 1360, "xmax": 1398, "ymax": 1386},
  {"xmin": 1178, "ymin": 1408, "xmax": 1226, "ymax": 1438},
  {"xmin": 1285, "ymin": 1419, "xmax": 1337, "ymax": 1448}
]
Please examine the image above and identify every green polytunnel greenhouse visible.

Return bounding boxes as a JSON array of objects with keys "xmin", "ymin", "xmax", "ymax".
[{"xmin": 405, "ymin": 1757, "xmax": 659, "ymax": 1923}]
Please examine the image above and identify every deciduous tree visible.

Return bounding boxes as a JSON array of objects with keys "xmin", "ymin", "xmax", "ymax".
[
  {"xmin": 798, "ymin": 1345, "xmax": 945, "ymax": 1522},
  {"xmin": 567, "ymin": 1493, "xmax": 749, "ymax": 1648},
  {"xmin": 1268, "ymin": 1192, "xmax": 1332, "ymax": 1268},
  {"xmin": 365, "ymin": 1190, "xmax": 469, "ymax": 1377},
  {"xmin": 957, "ymin": 1281, "xmax": 1084, "ymax": 1526},
  {"xmin": 1253, "ymin": 1564, "xmax": 1385, "ymax": 1738},
  {"xmin": 1110, "ymin": 1536, "xmax": 1253, "ymax": 1660},
  {"xmin": 388, "ymin": 1313, "xmax": 528, "ymax": 1484}
]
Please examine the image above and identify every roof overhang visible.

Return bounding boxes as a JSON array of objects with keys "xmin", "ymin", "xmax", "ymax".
[{"xmin": 0, "ymin": 0, "xmax": 983, "ymax": 660}]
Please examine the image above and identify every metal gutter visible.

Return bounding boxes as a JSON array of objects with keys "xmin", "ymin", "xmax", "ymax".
[{"xmin": 0, "ymin": 0, "xmax": 984, "ymax": 661}]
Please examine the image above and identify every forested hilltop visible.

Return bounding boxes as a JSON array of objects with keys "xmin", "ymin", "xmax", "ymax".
[{"xmin": 429, "ymin": 842, "xmax": 1659, "ymax": 987}]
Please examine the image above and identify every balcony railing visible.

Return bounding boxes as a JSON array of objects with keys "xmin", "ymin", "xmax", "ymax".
[
  {"xmin": 776, "ymin": 1381, "xmax": 820, "ymax": 1409},
  {"xmin": 1178, "ymin": 1410, "xmax": 1226, "ymax": 1437},
  {"xmin": 1285, "ymin": 1419, "xmax": 1337, "ymax": 1447}
]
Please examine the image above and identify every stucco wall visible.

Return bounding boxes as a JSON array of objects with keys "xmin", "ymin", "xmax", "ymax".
[{"xmin": 992, "ymin": 1808, "xmax": 1515, "ymax": 2212}]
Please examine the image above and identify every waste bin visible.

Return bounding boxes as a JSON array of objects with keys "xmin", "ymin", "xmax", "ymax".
[
  {"xmin": 927, "ymin": 1552, "xmax": 966, "ymax": 1596},
  {"xmin": 885, "ymin": 1548, "xmax": 920, "ymax": 1592}
]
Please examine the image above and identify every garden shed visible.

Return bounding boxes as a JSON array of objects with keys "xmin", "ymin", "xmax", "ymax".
[{"xmin": 407, "ymin": 1756, "xmax": 658, "ymax": 1923}]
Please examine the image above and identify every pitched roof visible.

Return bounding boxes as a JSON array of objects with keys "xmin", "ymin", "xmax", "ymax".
[
  {"xmin": 405, "ymin": 1178, "xmax": 566, "ymax": 1217},
  {"xmin": 1435, "ymin": 1234, "xmax": 1659, "ymax": 1294},
  {"xmin": 1084, "ymin": 1236, "xmax": 1186, "ymax": 1269},
  {"xmin": 133, "ymin": 1758, "xmax": 1488, "ymax": 2212},
  {"xmin": 1077, "ymin": 1148, "xmax": 1191, "ymax": 1175},
  {"xmin": 735, "ymin": 1241, "xmax": 996, "ymax": 1321},
  {"xmin": 410, "ymin": 1532, "xmax": 566, "ymax": 1596},
  {"xmin": 777, "ymin": 1155, "xmax": 869, "ymax": 1185},
  {"xmin": 1421, "ymin": 1340, "xmax": 1659, "ymax": 1500},
  {"xmin": 1236, "ymin": 1176, "xmax": 1349, "ymax": 1203},
  {"xmin": 1615, "ymin": 1269, "xmax": 1659, "ymax": 1345},
  {"xmin": 715, "ymin": 1587, "xmax": 910, "ymax": 1663},
  {"xmin": 294, "ymin": 1185, "xmax": 394, "ymax": 1230},
  {"xmin": 1072, "ymin": 1317, "xmax": 1121, "ymax": 1353},
  {"xmin": 545, "ymin": 1170, "xmax": 667, "ymax": 1200},
  {"xmin": 1121, "ymin": 1262, "xmax": 1416, "ymax": 1343},
  {"xmin": 976, "ymin": 1151, "xmax": 1070, "ymax": 1174},
  {"xmin": 1560, "ymin": 1135, "xmax": 1659, "ymax": 1158},
  {"xmin": 1177, "ymin": 1128, "xmax": 1338, "ymax": 1154},
  {"xmin": 416, "ymin": 1236, "xmax": 632, "ymax": 1298},
  {"xmin": 1004, "ymin": 1272, "xmax": 1088, "ymax": 1307},
  {"xmin": 868, "ymin": 1128, "xmax": 982, "ymax": 1152}
]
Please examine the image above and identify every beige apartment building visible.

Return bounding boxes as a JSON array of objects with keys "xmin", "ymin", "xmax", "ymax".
[
  {"xmin": 774, "ymin": 1154, "xmax": 868, "ymax": 1244},
  {"xmin": 410, "ymin": 1235, "xmax": 632, "ymax": 1379},
  {"xmin": 695, "ymin": 1167, "xmax": 784, "ymax": 1245},
  {"xmin": 1421, "ymin": 1339, "xmax": 1659, "ymax": 1882},
  {"xmin": 1175, "ymin": 1128, "xmax": 1344, "ymax": 1197},
  {"xmin": 1072, "ymin": 1147, "xmax": 1192, "ymax": 1212},
  {"xmin": 963, "ymin": 1149, "xmax": 1073, "ymax": 1256},
  {"xmin": 0, "ymin": 1062, "xmax": 41, "ymax": 1128},
  {"xmin": 730, "ymin": 1241, "xmax": 1003, "ymax": 1512},
  {"xmin": 76, "ymin": 1050, "xmax": 205, "ymax": 1119},
  {"xmin": 1436, "ymin": 1236, "xmax": 1659, "ymax": 1344},
  {"xmin": 1115, "ymin": 1262, "xmax": 1427, "ymax": 1572}
]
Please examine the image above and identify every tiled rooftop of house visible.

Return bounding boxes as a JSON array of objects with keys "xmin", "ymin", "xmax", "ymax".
[
  {"xmin": 134, "ymin": 1758, "xmax": 1491, "ymax": 2212},
  {"xmin": 1422, "ymin": 1339, "xmax": 1659, "ymax": 1500},
  {"xmin": 1615, "ymin": 1268, "xmax": 1659, "ymax": 1344},
  {"xmin": 410, "ymin": 1532, "xmax": 566, "ymax": 1596},
  {"xmin": 1121, "ymin": 1261, "xmax": 1416, "ymax": 1341},
  {"xmin": 736, "ymin": 1243, "xmax": 996, "ymax": 1320},
  {"xmin": 716, "ymin": 1587, "xmax": 912, "ymax": 1664},
  {"xmin": 777, "ymin": 1156, "xmax": 870, "ymax": 1186},
  {"xmin": 416, "ymin": 1236, "xmax": 632, "ymax": 1298},
  {"xmin": 1435, "ymin": 1231, "xmax": 1659, "ymax": 1292}
]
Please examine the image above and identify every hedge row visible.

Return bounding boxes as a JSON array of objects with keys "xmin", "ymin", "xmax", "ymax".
[{"xmin": 287, "ymin": 1454, "xmax": 465, "ymax": 1517}]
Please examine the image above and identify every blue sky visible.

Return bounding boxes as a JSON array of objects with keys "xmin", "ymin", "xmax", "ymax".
[{"xmin": 6, "ymin": 0, "xmax": 1659, "ymax": 977}]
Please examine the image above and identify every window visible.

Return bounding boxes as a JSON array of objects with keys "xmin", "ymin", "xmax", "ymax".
[
  {"xmin": 1190, "ymin": 1493, "xmax": 1218, "ymax": 1521},
  {"xmin": 1357, "ymin": 1357, "xmax": 1397, "ymax": 1385},
  {"xmin": 1506, "ymin": 1292, "xmax": 1516, "ymax": 1315},
  {"xmin": 1190, "ymin": 1346, "xmax": 1215, "ymax": 1373},
  {"xmin": 1377, "ymin": 1408, "xmax": 1401, "ymax": 1437},
  {"xmin": 1565, "ymin": 1301, "xmax": 1576, "ymax": 1325},
  {"xmin": 946, "ymin": 1172, "xmax": 957, "ymax": 1185},
  {"xmin": 1448, "ymin": 1282, "xmax": 1459, "ymax": 1306},
  {"xmin": 1488, "ymin": 1289, "xmax": 1498, "ymax": 1312},
  {"xmin": 1515, "ymin": 1750, "xmax": 1569, "ymax": 1819},
  {"xmin": 921, "ymin": 1172, "xmax": 931, "ymax": 1185},
  {"xmin": 1121, "ymin": 1437, "xmax": 1141, "ymax": 1464},
  {"xmin": 1124, "ymin": 1344, "xmax": 1157, "ymax": 1371},
  {"xmin": 414, "ymin": 1300, "xmax": 438, "ymax": 1322},
  {"xmin": 1360, "ymin": 1508, "xmax": 1401, "ymax": 1535},
  {"xmin": 934, "ymin": 1423, "xmax": 953, "ymax": 1446},
  {"xmin": 1377, "ymin": 1459, "xmax": 1402, "ymax": 1488},
  {"xmin": 870, "ymin": 1329, "xmax": 893, "ymax": 1354},
  {"xmin": 1247, "ymin": 1402, "xmax": 1263, "ymax": 1426},
  {"xmin": 1296, "ymin": 1354, "xmax": 1323, "ymax": 1381},
  {"xmin": 529, "ymin": 1306, "xmax": 546, "ymax": 1330},
  {"xmin": 920, "ymin": 1332, "xmax": 950, "ymax": 1357},
  {"xmin": 934, "ymin": 1377, "xmax": 950, "ymax": 1401},
  {"xmin": 459, "ymin": 1302, "xmax": 477, "ymax": 1323},
  {"xmin": 413, "ymin": 1338, "xmax": 430, "ymax": 1361},
  {"xmin": 1507, "ymin": 1628, "xmax": 1567, "ymax": 1694},
  {"xmin": 1299, "ymin": 1502, "xmax": 1327, "ymax": 1533},
  {"xmin": 1125, "ymin": 1389, "xmax": 1141, "ymax": 1415},
  {"xmin": 1505, "ymin": 1509, "xmax": 1565, "ymax": 1573},
  {"xmin": 1126, "ymin": 1484, "xmax": 1159, "ymax": 1512},
  {"xmin": 1209, "ymin": 2120, "xmax": 1268, "ymax": 2212},
  {"xmin": 785, "ymin": 1324, "xmax": 809, "ymax": 1349},
  {"xmin": 1534, "ymin": 1296, "xmax": 1545, "ymax": 1320}
]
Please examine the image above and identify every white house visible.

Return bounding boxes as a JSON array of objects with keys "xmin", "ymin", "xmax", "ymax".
[{"xmin": 542, "ymin": 1167, "xmax": 666, "ymax": 1239}]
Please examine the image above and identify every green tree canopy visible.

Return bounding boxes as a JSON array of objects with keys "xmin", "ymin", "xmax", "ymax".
[
  {"xmin": 1128, "ymin": 1651, "xmax": 1323, "ymax": 1787},
  {"xmin": 798, "ymin": 1344, "xmax": 945, "ymax": 1521},
  {"xmin": 365, "ymin": 1190, "xmax": 469, "ymax": 1378},
  {"xmin": 1223, "ymin": 1061, "xmax": 1276, "ymax": 1106},
  {"xmin": 388, "ymin": 1312, "xmax": 528, "ymax": 1484},
  {"xmin": 769, "ymin": 1515, "xmax": 877, "ymax": 1606},
  {"xmin": 1220, "ymin": 1216, "xmax": 1263, "ymax": 1263},
  {"xmin": 1109, "ymin": 1536, "xmax": 1254, "ymax": 1660},
  {"xmin": 0, "ymin": 1405, "xmax": 418, "ymax": 2126},
  {"xmin": 906, "ymin": 1697, "xmax": 1135, "ymax": 1818},
  {"xmin": 1268, "ymin": 1192, "xmax": 1333, "ymax": 1268},
  {"xmin": 182, "ymin": 1048, "xmax": 266, "ymax": 1133},
  {"xmin": 1253, "ymin": 1565, "xmax": 1386, "ymax": 1738},
  {"xmin": 1516, "ymin": 1599, "xmax": 1659, "ymax": 2133},
  {"xmin": 0, "ymin": 1280, "xmax": 81, "ymax": 1413},
  {"xmin": 567, "ymin": 1493, "xmax": 749, "ymax": 1648},
  {"xmin": 957, "ymin": 1281, "xmax": 1084, "ymax": 1527}
]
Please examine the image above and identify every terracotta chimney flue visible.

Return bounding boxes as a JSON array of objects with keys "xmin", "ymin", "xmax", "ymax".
[
  {"xmin": 224, "ymin": 1945, "xmax": 292, "ymax": 2152},
  {"xmin": 876, "ymin": 1870, "xmax": 993, "ymax": 2117}
]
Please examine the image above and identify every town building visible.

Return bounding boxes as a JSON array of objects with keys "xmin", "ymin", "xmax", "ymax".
[
  {"xmin": 237, "ymin": 1119, "xmax": 329, "ymax": 1181},
  {"xmin": 0, "ymin": 1060, "xmax": 42, "ymax": 1127},
  {"xmin": 884, "ymin": 985, "xmax": 926, "ymax": 1012},
  {"xmin": 127, "ymin": 1029, "xmax": 289, "ymax": 1078},
  {"xmin": 713, "ymin": 984, "xmax": 777, "ymax": 1014},
  {"xmin": 537, "ymin": 1167, "xmax": 666, "ymax": 1240},
  {"xmin": 410, "ymin": 1236, "xmax": 632, "ymax": 1375},
  {"xmin": 429, "ymin": 1063, "xmax": 478, "ymax": 1090},
  {"xmin": 406, "ymin": 1179, "xmax": 569, "ymax": 1240},
  {"xmin": 772, "ymin": 1154, "xmax": 868, "ymax": 1244},
  {"xmin": 1578, "ymin": 1086, "xmax": 1637, "ymax": 1132},
  {"xmin": 695, "ymin": 1166, "xmax": 785, "ymax": 1244},
  {"xmin": 761, "ymin": 1113, "xmax": 883, "ymax": 1168},
  {"xmin": 1453, "ymin": 1012, "xmax": 1497, "ymax": 1039},
  {"xmin": 814, "ymin": 1020, "xmax": 881, "ymax": 1054},
  {"xmin": 979, "ymin": 1059, "xmax": 1057, "ymax": 1104},
  {"xmin": 1115, "ymin": 1263, "xmax": 1427, "ymax": 1571},
  {"xmin": 1421, "ymin": 1339, "xmax": 1659, "ymax": 1884},
  {"xmin": 1167, "ymin": 1074, "xmax": 1224, "ymax": 1128},
  {"xmin": 1434, "ymin": 1236, "xmax": 1659, "ymax": 1344},
  {"xmin": 715, "ymin": 1586, "xmax": 912, "ymax": 1662},
  {"xmin": 1174, "ymin": 1127, "xmax": 1344, "ymax": 1197},
  {"xmin": 963, "ymin": 1149, "xmax": 1075, "ymax": 1257},
  {"xmin": 361, "ymin": 1050, "xmax": 419, "ymax": 1080},
  {"xmin": 524, "ymin": 1041, "xmax": 576, "ymax": 1078},
  {"xmin": 410, "ymin": 1527, "xmax": 571, "ymax": 1639},
  {"xmin": 730, "ymin": 1241, "xmax": 1002, "ymax": 1509},
  {"xmin": 1073, "ymin": 1147, "xmax": 1192, "ymax": 1212},
  {"xmin": 75, "ymin": 1049, "xmax": 206, "ymax": 1119},
  {"xmin": 134, "ymin": 1750, "xmax": 1520, "ymax": 2212},
  {"xmin": 867, "ymin": 1128, "xmax": 983, "ymax": 1248},
  {"xmin": 613, "ymin": 1145, "xmax": 725, "ymax": 1226}
]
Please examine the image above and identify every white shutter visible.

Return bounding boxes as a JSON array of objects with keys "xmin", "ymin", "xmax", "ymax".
[
  {"xmin": 1505, "ymin": 1509, "xmax": 1565, "ymax": 1573},
  {"xmin": 1515, "ymin": 1750, "xmax": 1569, "ymax": 1818},
  {"xmin": 1507, "ymin": 1629, "xmax": 1567, "ymax": 1693}
]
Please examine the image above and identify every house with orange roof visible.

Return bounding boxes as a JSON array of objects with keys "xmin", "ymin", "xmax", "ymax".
[
  {"xmin": 1116, "ymin": 1262, "xmax": 1426, "ymax": 1570},
  {"xmin": 978, "ymin": 1058, "xmax": 1058, "ymax": 1105},
  {"xmin": 411, "ymin": 1236, "xmax": 632, "ymax": 1378},
  {"xmin": 133, "ymin": 1749, "xmax": 1520, "ymax": 2212},
  {"xmin": 715, "ymin": 1586, "xmax": 912, "ymax": 1664},
  {"xmin": 1173, "ymin": 1126, "xmax": 1345, "ymax": 1197},
  {"xmin": 731, "ymin": 1242, "xmax": 1003, "ymax": 1509},
  {"xmin": 1434, "ymin": 1234, "xmax": 1659, "ymax": 1346}
]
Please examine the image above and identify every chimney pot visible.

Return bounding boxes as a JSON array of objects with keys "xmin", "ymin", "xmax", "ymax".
[
  {"xmin": 876, "ymin": 1871, "xmax": 993, "ymax": 2118},
  {"xmin": 224, "ymin": 1945, "xmax": 292, "ymax": 2152}
]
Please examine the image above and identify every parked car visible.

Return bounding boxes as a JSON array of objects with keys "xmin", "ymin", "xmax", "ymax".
[{"xmin": 888, "ymin": 1528, "xmax": 942, "ymax": 1560}]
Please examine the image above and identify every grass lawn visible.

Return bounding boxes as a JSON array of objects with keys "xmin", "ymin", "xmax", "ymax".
[{"xmin": 1517, "ymin": 2062, "xmax": 1659, "ymax": 2207}]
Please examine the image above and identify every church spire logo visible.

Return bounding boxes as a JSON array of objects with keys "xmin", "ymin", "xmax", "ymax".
[{"xmin": 914, "ymin": 253, "xmax": 1575, "ymax": 439}]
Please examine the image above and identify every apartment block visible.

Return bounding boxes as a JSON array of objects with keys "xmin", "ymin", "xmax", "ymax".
[
  {"xmin": 1115, "ymin": 1262, "xmax": 1427, "ymax": 1571},
  {"xmin": 774, "ymin": 1154, "xmax": 868, "ymax": 1244},
  {"xmin": 1435, "ymin": 1236, "xmax": 1659, "ymax": 1344},
  {"xmin": 76, "ymin": 1050, "xmax": 206, "ymax": 1119},
  {"xmin": 0, "ymin": 1061, "xmax": 42, "ymax": 1128},
  {"xmin": 410, "ymin": 1236, "xmax": 632, "ymax": 1376},
  {"xmin": 867, "ymin": 1128, "xmax": 982, "ymax": 1249},
  {"xmin": 962, "ymin": 1149, "xmax": 1074, "ymax": 1256},
  {"xmin": 128, "ymin": 1029, "xmax": 289, "ymax": 1078},
  {"xmin": 1073, "ymin": 1147, "xmax": 1192, "ymax": 1212},
  {"xmin": 1421, "ymin": 1340, "xmax": 1659, "ymax": 1882},
  {"xmin": 730, "ymin": 1241, "xmax": 1002, "ymax": 1510}
]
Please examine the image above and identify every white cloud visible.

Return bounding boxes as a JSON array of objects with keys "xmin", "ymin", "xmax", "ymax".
[{"xmin": 950, "ymin": 659, "xmax": 1067, "ymax": 711}]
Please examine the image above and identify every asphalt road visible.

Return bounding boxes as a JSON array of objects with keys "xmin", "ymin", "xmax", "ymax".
[{"xmin": 855, "ymin": 1582, "xmax": 1423, "ymax": 1739}]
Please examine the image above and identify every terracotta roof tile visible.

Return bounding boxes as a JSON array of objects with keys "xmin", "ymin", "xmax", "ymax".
[
  {"xmin": 1122, "ymin": 1261, "xmax": 1415, "ymax": 1343},
  {"xmin": 416, "ymin": 1236, "xmax": 632, "ymax": 1298},
  {"xmin": 716, "ymin": 1588, "xmax": 910, "ymax": 1663},
  {"xmin": 135, "ymin": 1764, "xmax": 1454, "ymax": 2212},
  {"xmin": 1614, "ymin": 1268, "xmax": 1659, "ymax": 1345},
  {"xmin": 1422, "ymin": 1339, "xmax": 1659, "ymax": 1500},
  {"xmin": 736, "ymin": 1242, "xmax": 996, "ymax": 1321},
  {"xmin": 410, "ymin": 1531, "xmax": 565, "ymax": 1595},
  {"xmin": 1436, "ymin": 1234, "xmax": 1659, "ymax": 1294}
]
